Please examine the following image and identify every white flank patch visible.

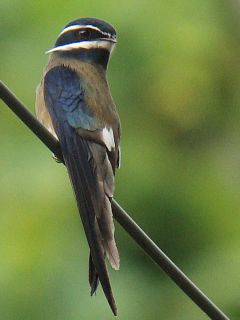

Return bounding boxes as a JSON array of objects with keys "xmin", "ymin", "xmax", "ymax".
[
  {"xmin": 45, "ymin": 40, "xmax": 115, "ymax": 54},
  {"xmin": 102, "ymin": 127, "xmax": 115, "ymax": 151}
]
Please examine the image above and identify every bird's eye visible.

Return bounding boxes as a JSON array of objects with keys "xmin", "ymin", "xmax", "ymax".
[{"xmin": 77, "ymin": 29, "xmax": 91, "ymax": 39}]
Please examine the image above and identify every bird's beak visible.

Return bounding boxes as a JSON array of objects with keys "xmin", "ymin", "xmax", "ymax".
[{"xmin": 99, "ymin": 38, "xmax": 117, "ymax": 43}]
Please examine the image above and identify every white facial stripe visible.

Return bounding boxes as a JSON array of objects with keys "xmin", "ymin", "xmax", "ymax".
[
  {"xmin": 46, "ymin": 40, "xmax": 115, "ymax": 54},
  {"xmin": 102, "ymin": 127, "xmax": 115, "ymax": 151},
  {"xmin": 59, "ymin": 25, "xmax": 84, "ymax": 35},
  {"xmin": 59, "ymin": 24, "xmax": 113, "ymax": 39}
]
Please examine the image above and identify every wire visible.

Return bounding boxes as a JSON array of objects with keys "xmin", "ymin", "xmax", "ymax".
[{"xmin": 0, "ymin": 80, "xmax": 230, "ymax": 320}]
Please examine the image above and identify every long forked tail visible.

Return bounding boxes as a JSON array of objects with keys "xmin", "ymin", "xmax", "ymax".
[{"xmin": 60, "ymin": 125, "xmax": 117, "ymax": 315}]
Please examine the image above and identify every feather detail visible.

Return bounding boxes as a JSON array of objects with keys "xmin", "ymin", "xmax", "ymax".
[
  {"xmin": 59, "ymin": 125, "xmax": 117, "ymax": 315},
  {"xmin": 89, "ymin": 253, "xmax": 99, "ymax": 295},
  {"xmin": 88, "ymin": 142, "xmax": 120, "ymax": 270}
]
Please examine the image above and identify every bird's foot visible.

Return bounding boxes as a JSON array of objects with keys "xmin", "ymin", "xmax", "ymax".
[{"xmin": 52, "ymin": 153, "xmax": 62, "ymax": 163}]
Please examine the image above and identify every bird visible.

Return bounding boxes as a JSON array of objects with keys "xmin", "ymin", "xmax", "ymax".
[{"xmin": 35, "ymin": 17, "xmax": 121, "ymax": 315}]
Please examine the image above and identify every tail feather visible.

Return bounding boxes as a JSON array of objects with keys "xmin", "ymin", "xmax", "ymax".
[
  {"xmin": 98, "ymin": 197, "xmax": 120, "ymax": 270},
  {"xmin": 88, "ymin": 143, "xmax": 120, "ymax": 270},
  {"xmin": 89, "ymin": 253, "xmax": 99, "ymax": 295},
  {"xmin": 59, "ymin": 124, "xmax": 117, "ymax": 315}
]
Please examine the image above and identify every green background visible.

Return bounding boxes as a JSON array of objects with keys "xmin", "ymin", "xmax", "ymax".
[{"xmin": 1, "ymin": 0, "xmax": 240, "ymax": 319}]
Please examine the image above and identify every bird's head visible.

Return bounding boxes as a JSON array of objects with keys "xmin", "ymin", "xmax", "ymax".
[{"xmin": 46, "ymin": 18, "xmax": 117, "ymax": 69}]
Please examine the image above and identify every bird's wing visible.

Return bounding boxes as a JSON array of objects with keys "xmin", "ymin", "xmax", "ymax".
[{"xmin": 43, "ymin": 65, "xmax": 119, "ymax": 315}]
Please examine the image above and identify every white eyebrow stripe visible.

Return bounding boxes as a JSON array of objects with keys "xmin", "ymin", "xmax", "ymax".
[
  {"xmin": 59, "ymin": 24, "xmax": 112, "ymax": 38},
  {"xmin": 45, "ymin": 39, "xmax": 116, "ymax": 54},
  {"xmin": 59, "ymin": 25, "xmax": 83, "ymax": 35}
]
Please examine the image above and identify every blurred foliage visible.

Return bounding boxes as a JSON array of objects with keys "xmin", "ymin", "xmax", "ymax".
[{"xmin": 1, "ymin": 0, "xmax": 240, "ymax": 319}]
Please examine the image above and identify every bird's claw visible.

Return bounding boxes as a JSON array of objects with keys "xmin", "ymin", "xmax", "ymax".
[{"xmin": 52, "ymin": 153, "xmax": 62, "ymax": 163}]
